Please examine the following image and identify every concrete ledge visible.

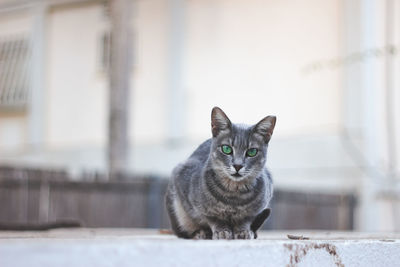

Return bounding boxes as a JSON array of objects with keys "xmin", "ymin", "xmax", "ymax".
[{"xmin": 1, "ymin": 229, "xmax": 399, "ymax": 267}]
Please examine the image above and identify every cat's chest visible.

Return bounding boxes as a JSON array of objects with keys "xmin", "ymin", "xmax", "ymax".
[
  {"xmin": 197, "ymin": 174, "xmax": 267, "ymax": 220},
  {"xmin": 203, "ymin": 194, "xmax": 262, "ymax": 220},
  {"xmin": 213, "ymin": 202, "xmax": 249, "ymax": 217}
]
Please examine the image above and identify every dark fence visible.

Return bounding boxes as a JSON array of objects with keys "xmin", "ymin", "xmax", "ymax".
[{"xmin": 0, "ymin": 166, "xmax": 356, "ymax": 230}]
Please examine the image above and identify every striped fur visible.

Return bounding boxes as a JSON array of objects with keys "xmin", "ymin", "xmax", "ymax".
[{"xmin": 165, "ymin": 107, "xmax": 276, "ymax": 239}]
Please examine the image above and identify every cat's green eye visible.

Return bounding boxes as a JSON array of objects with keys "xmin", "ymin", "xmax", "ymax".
[
  {"xmin": 221, "ymin": 145, "xmax": 233, "ymax": 155},
  {"xmin": 246, "ymin": 148, "xmax": 258, "ymax": 157}
]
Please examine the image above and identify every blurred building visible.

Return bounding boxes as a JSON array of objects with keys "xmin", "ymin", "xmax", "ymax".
[{"xmin": 0, "ymin": 0, "xmax": 399, "ymax": 231}]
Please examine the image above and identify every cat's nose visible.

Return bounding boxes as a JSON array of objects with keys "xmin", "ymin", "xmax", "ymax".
[{"xmin": 233, "ymin": 164, "xmax": 243, "ymax": 172}]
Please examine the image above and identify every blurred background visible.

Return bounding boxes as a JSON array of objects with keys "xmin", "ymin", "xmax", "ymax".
[{"xmin": 0, "ymin": 0, "xmax": 399, "ymax": 232}]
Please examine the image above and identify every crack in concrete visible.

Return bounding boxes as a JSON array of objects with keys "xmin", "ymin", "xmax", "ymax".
[{"xmin": 284, "ymin": 242, "xmax": 344, "ymax": 267}]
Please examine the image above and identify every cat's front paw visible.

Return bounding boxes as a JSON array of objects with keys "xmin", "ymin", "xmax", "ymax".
[
  {"xmin": 212, "ymin": 229, "xmax": 233, "ymax": 240},
  {"xmin": 234, "ymin": 229, "xmax": 255, "ymax": 240},
  {"xmin": 193, "ymin": 229, "xmax": 212, "ymax": 240}
]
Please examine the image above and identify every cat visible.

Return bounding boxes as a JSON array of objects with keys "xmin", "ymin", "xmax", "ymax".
[{"xmin": 165, "ymin": 107, "xmax": 276, "ymax": 239}]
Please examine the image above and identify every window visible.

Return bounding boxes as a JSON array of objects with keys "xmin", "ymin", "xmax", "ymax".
[{"xmin": 0, "ymin": 36, "xmax": 30, "ymax": 111}]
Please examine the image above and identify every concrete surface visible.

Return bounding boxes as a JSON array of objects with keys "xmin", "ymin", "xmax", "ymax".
[{"xmin": 0, "ymin": 229, "xmax": 399, "ymax": 267}]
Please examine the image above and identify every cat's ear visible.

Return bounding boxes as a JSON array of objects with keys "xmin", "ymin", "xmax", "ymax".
[
  {"xmin": 253, "ymin": 116, "xmax": 276, "ymax": 143},
  {"xmin": 211, "ymin": 107, "xmax": 232, "ymax": 137}
]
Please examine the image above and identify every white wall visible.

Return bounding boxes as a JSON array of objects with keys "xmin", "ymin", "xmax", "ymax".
[
  {"xmin": 45, "ymin": 1, "xmax": 170, "ymax": 148},
  {"xmin": 0, "ymin": 0, "xmax": 349, "ymax": 178},
  {"xmin": 0, "ymin": 114, "xmax": 26, "ymax": 151},
  {"xmin": 0, "ymin": 9, "xmax": 32, "ymax": 35},
  {"xmin": 130, "ymin": 0, "xmax": 169, "ymax": 144},
  {"xmin": 339, "ymin": 0, "xmax": 400, "ymax": 232},
  {"xmin": 46, "ymin": 3, "xmax": 108, "ymax": 148},
  {"xmin": 392, "ymin": 0, "xmax": 400, "ymax": 177},
  {"xmin": 42, "ymin": 0, "xmax": 345, "ymax": 148},
  {"xmin": 185, "ymin": 0, "xmax": 343, "ymax": 140}
]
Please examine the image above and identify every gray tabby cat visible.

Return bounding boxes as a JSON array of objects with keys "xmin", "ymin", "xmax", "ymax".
[{"xmin": 165, "ymin": 107, "xmax": 276, "ymax": 239}]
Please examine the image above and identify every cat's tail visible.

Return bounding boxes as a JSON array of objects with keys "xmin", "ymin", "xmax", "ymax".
[
  {"xmin": 250, "ymin": 208, "xmax": 271, "ymax": 239},
  {"xmin": 0, "ymin": 220, "xmax": 82, "ymax": 231}
]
